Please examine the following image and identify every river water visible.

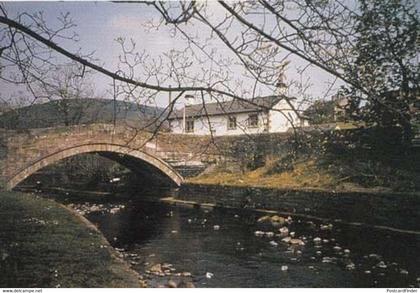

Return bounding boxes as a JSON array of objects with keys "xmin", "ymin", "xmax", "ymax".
[{"xmin": 68, "ymin": 193, "xmax": 420, "ymax": 288}]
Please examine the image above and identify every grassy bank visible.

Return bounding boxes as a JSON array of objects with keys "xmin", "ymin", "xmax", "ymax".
[
  {"xmin": 0, "ymin": 191, "xmax": 141, "ymax": 288},
  {"xmin": 188, "ymin": 156, "xmax": 420, "ymax": 193}
]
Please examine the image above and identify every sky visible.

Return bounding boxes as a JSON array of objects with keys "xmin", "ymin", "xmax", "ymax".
[{"xmin": 1, "ymin": 1, "xmax": 344, "ymax": 109}]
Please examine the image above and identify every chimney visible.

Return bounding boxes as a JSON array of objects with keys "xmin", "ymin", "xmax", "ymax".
[
  {"xmin": 276, "ymin": 74, "xmax": 287, "ymax": 95},
  {"xmin": 184, "ymin": 94, "xmax": 195, "ymax": 106}
]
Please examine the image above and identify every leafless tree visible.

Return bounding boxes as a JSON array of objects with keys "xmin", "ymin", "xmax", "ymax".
[{"xmin": 0, "ymin": 0, "xmax": 418, "ymax": 145}]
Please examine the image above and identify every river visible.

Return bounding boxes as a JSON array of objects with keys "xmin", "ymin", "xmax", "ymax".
[{"xmin": 61, "ymin": 192, "xmax": 420, "ymax": 288}]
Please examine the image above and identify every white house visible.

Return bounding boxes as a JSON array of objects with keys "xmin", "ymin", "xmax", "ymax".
[{"xmin": 167, "ymin": 96, "xmax": 306, "ymax": 136}]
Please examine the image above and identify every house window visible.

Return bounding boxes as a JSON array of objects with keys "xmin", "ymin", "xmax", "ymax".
[
  {"xmin": 248, "ymin": 114, "xmax": 259, "ymax": 128},
  {"xmin": 228, "ymin": 116, "xmax": 237, "ymax": 130},
  {"xmin": 185, "ymin": 119, "xmax": 194, "ymax": 133}
]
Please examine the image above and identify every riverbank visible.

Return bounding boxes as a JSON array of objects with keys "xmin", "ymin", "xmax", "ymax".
[
  {"xmin": 0, "ymin": 191, "xmax": 143, "ymax": 288},
  {"xmin": 177, "ymin": 183, "xmax": 420, "ymax": 232},
  {"xmin": 188, "ymin": 157, "xmax": 420, "ymax": 194}
]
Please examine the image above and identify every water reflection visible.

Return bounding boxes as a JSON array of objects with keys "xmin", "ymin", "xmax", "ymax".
[{"xmin": 83, "ymin": 198, "xmax": 419, "ymax": 288}]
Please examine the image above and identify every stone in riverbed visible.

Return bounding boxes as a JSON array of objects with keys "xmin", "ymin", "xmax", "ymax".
[
  {"xmin": 150, "ymin": 264, "xmax": 163, "ymax": 273},
  {"xmin": 269, "ymin": 240, "xmax": 278, "ymax": 246},
  {"xmin": 257, "ymin": 215, "xmax": 271, "ymax": 223},
  {"xmin": 258, "ymin": 215, "xmax": 286, "ymax": 226},
  {"xmin": 213, "ymin": 225, "xmax": 220, "ymax": 230},
  {"xmin": 1, "ymin": 252, "xmax": 9, "ymax": 261},
  {"xmin": 376, "ymin": 261, "xmax": 387, "ymax": 269},
  {"xmin": 281, "ymin": 237, "xmax": 291, "ymax": 243},
  {"xmin": 368, "ymin": 254, "xmax": 382, "ymax": 260},
  {"xmin": 313, "ymin": 237, "xmax": 322, "ymax": 244},
  {"xmin": 281, "ymin": 265, "xmax": 288, "ymax": 271},
  {"xmin": 167, "ymin": 280, "xmax": 177, "ymax": 288},
  {"xmin": 206, "ymin": 272, "xmax": 214, "ymax": 279},
  {"xmin": 278, "ymin": 226, "xmax": 289, "ymax": 236},
  {"xmin": 271, "ymin": 215, "xmax": 286, "ymax": 225},
  {"xmin": 346, "ymin": 262, "xmax": 356, "ymax": 270},
  {"xmin": 289, "ymin": 239, "xmax": 305, "ymax": 246},
  {"xmin": 320, "ymin": 224, "xmax": 333, "ymax": 231},
  {"xmin": 254, "ymin": 230, "xmax": 264, "ymax": 237},
  {"xmin": 322, "ymin": 257, "xmax": 336, "ymax": 263},
  {"xmin": 265, "ymin": 232, "xmax": 274, "ymax": 238}
]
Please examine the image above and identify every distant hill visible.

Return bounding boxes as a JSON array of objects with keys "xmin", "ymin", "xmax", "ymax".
[{"xmin": 0, "ymin": 98, "xmax": 169, "ymax": 131}]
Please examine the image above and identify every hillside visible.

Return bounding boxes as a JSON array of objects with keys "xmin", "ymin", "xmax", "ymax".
[{"xmin": 0, "ymin": 98, "xmax": 168, "ymax": 130}]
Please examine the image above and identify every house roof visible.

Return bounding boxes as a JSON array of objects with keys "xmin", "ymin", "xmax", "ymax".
[{"xmin": 168, "ymin": 96, "xmax": 283, "ymax": 120}]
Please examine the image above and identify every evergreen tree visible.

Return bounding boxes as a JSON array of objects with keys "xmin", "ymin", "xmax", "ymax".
[{"xmin": 345, "ymin": 0, "xmax": 419, "ymax": 146}]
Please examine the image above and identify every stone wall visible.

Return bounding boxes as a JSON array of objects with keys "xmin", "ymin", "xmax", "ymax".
[{"xmin": 178, "ymin": 183, "xmax": 420, "ymax": 231}]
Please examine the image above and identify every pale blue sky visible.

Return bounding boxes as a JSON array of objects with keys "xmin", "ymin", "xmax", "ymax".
[{"xmin": 1, "ymin": 1, "xmax": 342, "ymax": 109}]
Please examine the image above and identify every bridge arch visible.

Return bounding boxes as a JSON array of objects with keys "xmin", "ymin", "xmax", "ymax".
[{"xmin": 6, "ymin": 143, "xmax": 184, "ymax": 190}]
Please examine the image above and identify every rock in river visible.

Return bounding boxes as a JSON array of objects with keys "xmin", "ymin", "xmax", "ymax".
[
  {"xmin": 346, "ymin": 263, "xmax": 356, "ymax": 271},
  {"xmin": 320, "ymin": 224, "xmax": 333, "ymax": 231},
  {"xmin": 257, "ymin": 215, "xmax": 286, "ymax": 226},
  {"xmin": 289, "ymin": 239, "xmax": 305, "ymax": 246},
  {"xmin": 150, "ymin": 264, "xmax": 163, "ymax": 274},
  {"xmin": 257, "ymin": 215, "xmax": 271, "ymax": 223},
  {"xmin": 281, "ymin": 237, "xmax": 292, "ymax": 243},
  {"xmin": 265, "ymin": 232, "xmax": 274, "ymax": 238},
  {"xmin": 313, "ymin": 237, "xmax": 322, "ymax": 244},
  {"xmin": 254, "ymin": 231, "xmax": 264, "ymax": 237},
  {"xmin": 368, "ymin": 254, "xmax": 382, "ymax": 260},
  {"xmin": 167, "ymin": 280, "xmax": 177, "ymax": 288},
  {"xmin": 278, "ymin": 227, "xmax": 289, "ymax": 237}
]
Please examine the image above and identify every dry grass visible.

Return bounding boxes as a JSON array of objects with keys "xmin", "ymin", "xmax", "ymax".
[
  {"xmin": 188, "ymin": 159, "xmax": 338, "ymax": 189},
  {"xmin": 189, "ymin": 154, "xmax": 420, "ymax": 193}
]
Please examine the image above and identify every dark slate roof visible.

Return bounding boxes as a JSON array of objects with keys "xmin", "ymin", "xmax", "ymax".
[{"xmin": 168, "ymin": 96, "xmax": 283, "ymax": 120}]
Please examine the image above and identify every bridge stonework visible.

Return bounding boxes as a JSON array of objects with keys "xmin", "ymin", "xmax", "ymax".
[{"xmin": 0, "ymin": 124, "xmax": 220, "ymax": 190}]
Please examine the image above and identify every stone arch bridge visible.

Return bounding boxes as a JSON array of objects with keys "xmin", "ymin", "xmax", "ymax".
[{"xmin": 0, "ymin": 124, "xmax": 219, "ymax": 190}]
